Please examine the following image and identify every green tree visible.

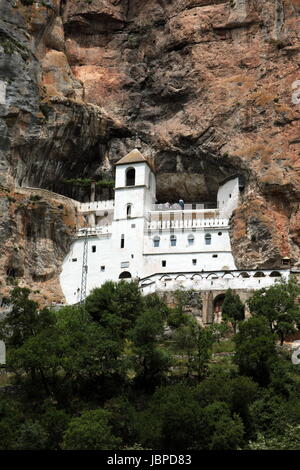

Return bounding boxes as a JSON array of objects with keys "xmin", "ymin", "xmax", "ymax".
[
  {"xmin": 62, "ymin": 409, "xmax": 121, "ymax": 450},
  {"xmin": 173, "ymin": 319, "xmax": 213, "ymax": 380},
  {"xmin": 129, "ymin": 307, "xmax": 171, "ymax": 388},
  {"xmin": 194, "ymin": 372, "xmax": 258, "ymax": 439},
  {"xmin": 39, "ymin": 403, "xmax": 70, "ymax": 450},
  {"xmin": 222, "ymin": 289, "xmax": 245, "ymax": 333},
  {"xmin": 0, "ymin": 396, "xmax": 24, "ymax": 450},
  {"xmin": 136, "ymin": 383, "xmax": 205, "ymax": 449},
  {"xmin": 249, "ymin": 425, "xmax": 300, "ymax": 450},
  {"xmin": 0, "ymin": 287, "xmax": 54, "ymax": 347},
  {"xmin": 234, "ymin": 317, "xmax": 277, "ymax": 386},
  {"xmin": 15, "ymin": 421, "xmax": 49, "ymax": 450},
  {"xmin": 85, "ymin": 280, "xmax": 142, "ymax": 335},
  {"xmin": 247, "ymin": 280, "xmax": 300, "ymax": 345},
  {"xmin": 136, "ymin": 384, "xmax": 244, "ymax": 450},
  {"xmin": 203, "ymin": 401, "xmax": 244, "ymax": 450},
  {"xmin": 2, "ymin": 300, "xmax": 125, "ymax": 398}
]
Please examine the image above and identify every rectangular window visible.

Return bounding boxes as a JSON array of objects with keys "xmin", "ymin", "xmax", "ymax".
[
  {"xmin": 92, "ymin": 245, "xmax": 96, "ymax": 253},
  {"xmin": 131, "ymin": 224, "xmax": 136, "ymax": 228},
  {"xmin": 121, "ymin": 235, "xmax": 125, "ymax": 248},
  {"xmin": 100, "ymin": 266, "xmax": 105, "ymax": 272},
  {"xmin": 121, "ymin": 261, "xmax": 129, "ymax": 269},
  {"xmin": 72, "ymin": 258, "xmax": 77, "ymax": 262},
  {"xmin": 192, "ymin": 259, "xmax": 197, "ymax": 265},
  {"xmin": 212, "ymin": 254, "xmax": 218, "ymax": 258},
  {"xmin": 162, "ymin": 260, "xmax": 166, "ymax": 267}
]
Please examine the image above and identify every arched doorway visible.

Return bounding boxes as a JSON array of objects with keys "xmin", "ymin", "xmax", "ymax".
[
  {"xmin": 213, "ymin": 294, "xmax": 226, "ymax": 323},
  {"xmin": 119, "ymin": 271, "xmax": 132, "ymax": 280}
]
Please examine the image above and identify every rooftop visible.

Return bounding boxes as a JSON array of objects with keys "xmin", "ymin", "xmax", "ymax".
[{"xmin": 115, "ymin": 149, "xmax": 153, "ymax": 169}]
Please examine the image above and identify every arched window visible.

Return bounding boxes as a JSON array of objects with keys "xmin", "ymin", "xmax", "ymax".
[
  {"xmin": 126, "ymin": 204, "xmax": 132, "ymax": 218},
  {"xmin": 188, "ymin": 234, "xmax": 194, "ymax": 246},
  {"xmin": 121, "ymin": 234, "xmax": 125, "ymax": 248},
  {"xmin": 119, "ymin": 271, "xmax": 132, "ymax": 279},
  {"xmin": 239, "ymin": 272, "xmax": 250, "ymax": 278},
  {"xmin": 126, "ymin": 168, "xmax": 135, "ymax": 186},
  {"xmin": 254, "ymin": 271, "xmax": 265, "ymax": 278},
  {"xmin": 270, "ymin": 271, "xmax": 281, "ymax": 277},
  {"xmin": 170, "ymin": 235, "xmax": 177, "ymax": 247},
  {"xmin": 153, "ymin": 236, "xmax": 160, "ymax": 247},
  {"xmin": 205, "ymin": 233, "xmax": 212, "ymax": 245}
]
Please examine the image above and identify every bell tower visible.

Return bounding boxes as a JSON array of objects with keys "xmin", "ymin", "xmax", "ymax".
[{"xmin": 114, "ymin": 149, "xmax": 156, "ymax": 220}]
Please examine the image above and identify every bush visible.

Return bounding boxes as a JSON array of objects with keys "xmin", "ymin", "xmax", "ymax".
[{"xmin": 62, "ymin": 409, "xmax": 122, "ymax": 450}]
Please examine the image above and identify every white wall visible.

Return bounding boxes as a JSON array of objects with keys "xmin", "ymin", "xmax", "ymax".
[
  {"xmin": 144, "ymin": 227, "xmax": 232, "ymax": 255},
  {"xmin": 217, "ymin": 177, "xmax": 240, "ymax": 218}
]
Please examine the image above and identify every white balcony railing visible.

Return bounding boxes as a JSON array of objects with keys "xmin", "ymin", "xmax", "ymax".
[
  {"xmin": 78, "ymin": 200, "xmax": 114, "ymax": 213},
  {"xmin": 76, "ymin": 226, "xmax": 112, "ymax": 238},
  {"xmin": 145, "ymin": 218, "xmax": 229, "ymax": 232}
]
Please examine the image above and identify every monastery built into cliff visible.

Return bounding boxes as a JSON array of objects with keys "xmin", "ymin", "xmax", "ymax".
[{"xmin": 59, "ymin": 150, "xmax": 295, "ymax": 322}]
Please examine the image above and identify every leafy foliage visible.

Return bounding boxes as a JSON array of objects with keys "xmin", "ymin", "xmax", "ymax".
[
  {"xmin": 247, "ymin": 280, "xmax": 300, "ymax": 344},
  {"xmin": 1, "ymin": 283, "xmax": 300, "ymax": 450},
  {"xmin": 222, "ymin": 289, "xmax": 245, "ymax": 332},
  {"xmin": 173, "ymin": 319, "xmax": 213, "ymax": 380},
  {"xmin": 234, "ymin": 317, "xmax": 277, "ymax": 386},
  {"xmin": 62, "ymin": 409, "xmax": 121, "ymax": 450}
]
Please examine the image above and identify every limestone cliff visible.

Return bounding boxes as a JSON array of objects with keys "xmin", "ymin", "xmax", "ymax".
[{"xmin": 0, "ymin": 0, "xmax": 300, "ymax": 304}]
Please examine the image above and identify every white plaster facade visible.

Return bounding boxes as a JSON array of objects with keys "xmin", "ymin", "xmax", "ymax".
[{"xmin": 59, "ymin": 150, "xmax": 291, "ymax": 305}]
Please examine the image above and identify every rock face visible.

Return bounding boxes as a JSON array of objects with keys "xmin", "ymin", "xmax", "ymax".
[{"xmin": 0, "ymin": 0, "xmax": 300, "ymax": 303}]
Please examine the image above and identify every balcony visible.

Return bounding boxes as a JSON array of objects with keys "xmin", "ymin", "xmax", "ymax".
[
  {"xmin": 76, "ymin": 226, "xmax": 112, "ymax": 238},
  {"xmin": 151, "ymin": 202, "xmax": 219, "ymax": 212},
  {"xmin": 145, "ymin": 218, "xmax": 229, "ymax": 233}
]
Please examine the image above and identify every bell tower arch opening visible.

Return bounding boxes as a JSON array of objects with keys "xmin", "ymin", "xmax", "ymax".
[{"xmin": 126, "ymin": 168, "xmax": 136, "ymax": 186}]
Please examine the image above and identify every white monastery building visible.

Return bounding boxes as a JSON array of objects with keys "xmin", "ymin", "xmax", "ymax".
[{"xmin": 60, "ymin": 149, "xmax": 292, "ymax": 305}]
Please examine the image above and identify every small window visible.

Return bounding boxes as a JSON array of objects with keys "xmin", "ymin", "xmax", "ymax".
[
  {"xmin": 170, "ymin": 235, "xmax": 177, "ymax": 247},
  {"xmin": 121, "ymin": 261, "xmax": 129, "ymax": 269},
  {"xmin": 126, "ymin": 204, "xmax": 132, "ymax": 218},
  {"xmin": 229, "ymin": 194, "xmax": 232, "ymax": 198},
  {"xmin": 162, "ymin": 260, "xmax": 166, "ymax": 267},
  {"xmin": 188, "ymin": 234, "xmax": 194, "ymax": 246},
  {"xmin": 131, "ymin": 224, "xmax": 136, "ymax": 228},
  {"xmin": 92, "ymin": 245, "xmax": 96, "ymax": 253},
  {"xmin": 153, "ymin": 236, "xmax": 160, "ymax": 247},
  {"xmin": 205, "ymin": 233, "xmax": 212, "ymax": 245},
  {"xmin": 192, "ymin": 259, "xmax": 197, "ymax": 265},
  {"xmin": 212, "ymin": 254, "xmax": 218, "ymax": 258},
  {"xmin": 131, "ymin": 254, "xmax": 134, "ymax": 259},
  {"xmin": 100, "ymin": 266, "xmax": 105, "ymax": 272},
  {"xmin": 218, "ymin": 232, "xmax": 222, "ymax": 236},
  {"xmin": 121, "ymin": 234, "xmax": 125, "ymax": 249},
  {"xmin": 72, "ymin": 258, "xmax": 77, "ymax": 262}
]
